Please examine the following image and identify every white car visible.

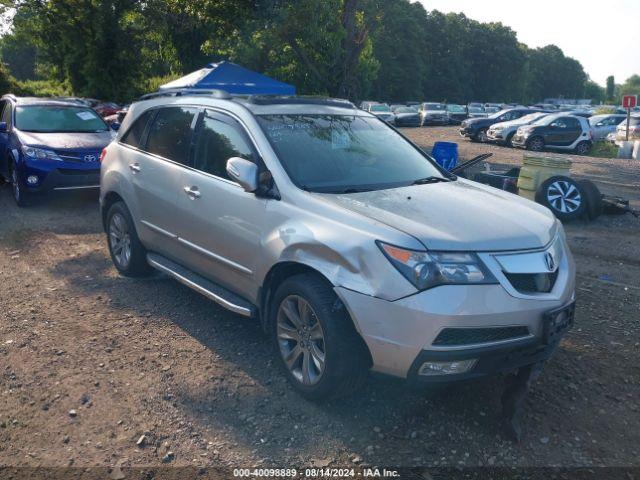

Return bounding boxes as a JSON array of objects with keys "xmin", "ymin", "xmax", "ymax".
[
  {"xmin": 589, "ymin": 114, "xmax": 626, "ymax": 141},
  {"xmin": 487, "ymin": 112, "xmax": 550, "ymax": 147}
]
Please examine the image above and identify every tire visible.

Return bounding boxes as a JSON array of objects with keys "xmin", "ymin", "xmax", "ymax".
[
  {"xmin": 535, "ymin": 175, "xmax": 586, "ymax": 222},
  {"xmin": 574, "ymin": 141, "xmax": 592, "ymax": 155},
  {"xmin": 105, "ymin": 201, "xmax": 153, "ymax": 277},
  {"xmin": 270, "ymin": 273, "xmax": 369, "ymax": 401},
  {"xmin": 505, "ymin": 132, "xmax": 515, "ymax": 147},
  {"xmin": 527, "ymin": 136, "xmax": 545, "ymax": 151},
  {"xmin": 577, "ymin": 179, "xmax": 603, "ymax": 220},
  {"xmin": 476, "ymin": 128, "xmax": 488, "ymax": 143},
  {"xmin": 9, "ymin": 161, "xmax": 31, "ymax": 207}
]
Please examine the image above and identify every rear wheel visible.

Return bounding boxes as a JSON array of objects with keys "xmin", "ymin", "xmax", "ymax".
[
  {"xmin": 535, "ymin": 175, "xmax": 586, "ymax": 222},
  {"xmin": 574, "ymin": 141, "xmax": 592, "ymax": 155},
  {"xmin": 527, "ymin": 136, "xmax": 545, "ymax": 151},
  {"xmin": 271, "ymin": 273, "xmax": 369, "ymax": 401},
  {"xmin": 106, "ymin": 201, "xmax": 152, "ymax": 277}
]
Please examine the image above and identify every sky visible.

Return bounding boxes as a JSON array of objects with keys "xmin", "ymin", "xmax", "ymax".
[{"xmin": 416, "ymin": 0, "xmax": 640, "ymax": 86}]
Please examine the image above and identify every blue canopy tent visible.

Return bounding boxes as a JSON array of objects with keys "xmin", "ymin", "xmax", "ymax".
[{"xmin": 159, "ymin": 61, "xmax": 296, "ymax": 96}]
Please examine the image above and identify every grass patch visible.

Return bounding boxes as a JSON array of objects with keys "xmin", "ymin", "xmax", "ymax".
[{"xmin": 588, "ymin": 141, "xmax": 618, "ymax": 158}]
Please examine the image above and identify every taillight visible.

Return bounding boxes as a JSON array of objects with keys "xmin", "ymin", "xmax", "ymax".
[{"xmin": 99, "ymin": 148, "xmax": 107, "ymax": 163}]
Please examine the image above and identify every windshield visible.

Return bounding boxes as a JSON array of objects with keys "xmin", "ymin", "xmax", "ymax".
[
  {"xmin": 468, "ymin": 107, "xmax": 484, "ymax": 113},
  {"xmin": 489, "ymin": 109, "xmax": 511, "ymax": 119},
  {"xmin": 394, "ymin": 107, "xmax": 415, "ymax": 113},
  {"xmin": 370, "ymin": 104, "xmax": 391, "ymax": 113},
  {"xmin": 424, "ymin": 103, "xmax": 444, "ymax": 110},
  {"xmin": 15, "ymin": 106, "xmax": 108, "ymax": 133},
  {"xmin": 256, "ymin": 114, "xmax": 445, "ymax": 193},
  {"xmin": 447, "ymin": 105, "xmax": 465, "ymax": 113}
]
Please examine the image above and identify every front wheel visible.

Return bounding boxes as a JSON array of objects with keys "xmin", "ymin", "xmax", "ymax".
[
  {"xmin": 271, "ymin": 273, "xmax": 369, "ymax": 401},
  {"xmin": 505, "ymin": 132, "xmax": 515, "ymax": 148},
  {"xmin": 10, "ymin": 162, "xmax": 30, "ymax": 207},
  {"xmin": 106, "ymin": 201, "xmax": 153, "ymax": 277},
  {"xmin": 476, "ymin": 129, "xmax": 488, "ymax": 143},
  {"xmin": 527, "ymin": 136, "xmax": 545, "ymax": 151}
]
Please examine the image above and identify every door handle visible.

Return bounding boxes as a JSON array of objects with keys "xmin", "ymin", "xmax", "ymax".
[
  {"xmin": 129, "ymin": 163, "xmax": 141, "ymax": 173},
  {"xmin": 183, "ymin": 186, "xmax": 201, "ymax": 199}
]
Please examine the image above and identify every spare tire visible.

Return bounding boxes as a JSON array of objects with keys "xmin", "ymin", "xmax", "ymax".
[
  {"xmin": 535, "ymin": 175, "xmax": 586, "ymax": 222},
  {"xmin": 577, "ymin": 179, "xmax": 603, "ymax": 220}
]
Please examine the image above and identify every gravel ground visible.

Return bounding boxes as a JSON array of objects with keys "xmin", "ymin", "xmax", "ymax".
[{"xmin": 0, "ymin": 128, "xmax": 639, "ymax": 471}]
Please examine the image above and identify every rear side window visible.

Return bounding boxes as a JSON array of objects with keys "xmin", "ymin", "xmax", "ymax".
[
  {"xmin": 564, "ymin": 117, "xmax": 580, "ymax": 129},
  {"xmin": 193, "ymin": 111, "xmax": 255, "ymax": 179},
  {"xmin": 121, "ymin": 109, "xmax": 153, "ymax": 149},
  {"xmin": 145, "ymin": 107, "xmax": 198, "ymax": 165}
]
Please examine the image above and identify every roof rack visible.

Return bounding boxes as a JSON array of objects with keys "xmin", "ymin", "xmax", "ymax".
[
  {"xmin": 139, "ymin": 88, "xmax": 232, "ymax": 101},
  {"xmin": 245, "ymin": 95, "xmax": 355, "ymax": 108}
]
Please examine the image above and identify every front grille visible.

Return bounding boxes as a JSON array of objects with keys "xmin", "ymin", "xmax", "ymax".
[
  {"xmin": 433, "ymin": 326, "xmax": 530, "ymax": 346},
  {"xmin": 504, "ymin": 270, "xmax": 558, "ymax": 294},
  {"xmin": 55, "ymin": 151, "xmax": 101, "ymax": 164}
]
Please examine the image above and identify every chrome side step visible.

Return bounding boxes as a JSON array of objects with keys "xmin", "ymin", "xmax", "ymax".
[{"xmin": 147, "ymin": 252, "xmax": 256, "ymax": 317}]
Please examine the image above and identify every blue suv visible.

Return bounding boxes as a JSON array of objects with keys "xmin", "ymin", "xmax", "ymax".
[{"xmin": 0, "ymin": 95, "xmax": 116, "ymax": 206}]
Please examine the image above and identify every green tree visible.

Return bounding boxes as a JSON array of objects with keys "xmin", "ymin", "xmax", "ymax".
[{"xmin": 606, "ymin": 75, "xmax": 615, "ymax": 101}]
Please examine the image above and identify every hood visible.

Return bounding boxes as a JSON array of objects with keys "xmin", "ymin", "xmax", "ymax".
[
  {"xmin": 16, "ymin": 130, "xmax": 114, "ymax": 151},
  {"xmin": 316, "ymin": 179, "xmax": 556, "ymax": 251},
  {"xmin": 490, "ymin": 119, "xmax": 525, "ymax": 129},
  {"xmin": 395, "ymin": 112, "xmax": 419, "ymax": 119}
]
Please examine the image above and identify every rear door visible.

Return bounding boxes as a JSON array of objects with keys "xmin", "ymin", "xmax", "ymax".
[
  {"xmin": 174, "ymin": 109, "xmax": 268, "ymax": 300},
  {"xmin": 123, "ymin": 106, "xmax": 199, "ymax": 259}
]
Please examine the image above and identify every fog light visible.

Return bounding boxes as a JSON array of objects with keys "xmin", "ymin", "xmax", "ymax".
[
  {"xmin": 418, "ymin": 359, "xmax": 477, "ymax": 376},
  {"xmin": 26, "ymin": 175, "xmax": 39, "ymax": 185}
]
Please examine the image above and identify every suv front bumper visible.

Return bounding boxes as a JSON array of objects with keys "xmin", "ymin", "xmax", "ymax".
[
  {"xmin": 21, "ymin": 161, "xmax": 101, "ymax": 194},
  {"xmin": 335, "ymin": 241, "xmax": 575, "ymax": 383}
]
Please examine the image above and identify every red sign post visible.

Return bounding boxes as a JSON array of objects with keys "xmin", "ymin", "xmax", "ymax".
[{"xmin": 622, "ymin": 95, "xmax": 637, "ymax": 141}]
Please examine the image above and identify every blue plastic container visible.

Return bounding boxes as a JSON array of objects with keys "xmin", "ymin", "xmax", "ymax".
[{"xmin": 431, "ymin": 141, "xmax": 459, "ymax": 171}]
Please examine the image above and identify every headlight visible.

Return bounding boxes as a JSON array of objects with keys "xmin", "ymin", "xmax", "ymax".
[
  {"xmin": 21, "ymin": 145, "xmax": 62, "ymax": 161},
  {"xmin": 377, "ymin": 242, "xmax": 498, "ymax": 290},
  {"xmin": 493, "ymin": 126, "xmax": 504, "ymax": 132}
]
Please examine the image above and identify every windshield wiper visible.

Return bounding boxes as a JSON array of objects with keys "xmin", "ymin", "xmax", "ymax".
[{"xmin": 411, "ymin": 176, "xmax": 450, "ymax": 185}]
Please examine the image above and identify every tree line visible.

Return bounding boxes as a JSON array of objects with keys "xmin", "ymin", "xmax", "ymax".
[{"xmin": 0, "ymin": 0, "xmax": 634, "ymax": 105}]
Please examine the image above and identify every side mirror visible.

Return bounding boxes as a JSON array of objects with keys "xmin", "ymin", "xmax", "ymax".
[
  {"xmin": 0, "ymin": 122, "xmax": 7, "ymax": 133},
  {"xmin": 110, "ymin": 122, "xmax": 121, "ymax": 131},
  {"xmin": 595, "ymin": 122, "xmax": 604, "ymax": 127},
  {"xmin": 226, "ymin": 157, "xmax": 258, "ymax": 193}
]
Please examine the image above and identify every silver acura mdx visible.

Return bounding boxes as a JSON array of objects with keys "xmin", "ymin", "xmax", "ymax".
[{"xmin": 100, "ymin": 90, "xmax": 576, "ymax": 400}]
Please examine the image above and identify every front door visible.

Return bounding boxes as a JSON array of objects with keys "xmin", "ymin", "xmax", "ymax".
[{"xmin": 175, "ymin": 109, "xmax": 267, "ymax": 302}]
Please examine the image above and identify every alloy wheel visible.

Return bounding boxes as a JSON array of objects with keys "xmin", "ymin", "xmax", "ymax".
[
  {"xmin": 277, "ymin": 295, "xmax": 326, "ymax": 386},
  {"xmin": 109, "ymin": 213, "xmax": 132, "ymax": 269},
  {"xmin": 546, "ymin": 180, "xmax": 582, "ymax": 214},
  {"xmin": 478, "ymin": 130, "xmax": 488, "ymax": 142},
  {"xmin": 529, "ymin": 138, "xmax": 544, "ymax": 151}
]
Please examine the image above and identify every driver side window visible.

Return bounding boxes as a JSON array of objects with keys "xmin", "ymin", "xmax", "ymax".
[{"xmin": 550, "ymin": 120, "xmax": 567, "ymax": 129}]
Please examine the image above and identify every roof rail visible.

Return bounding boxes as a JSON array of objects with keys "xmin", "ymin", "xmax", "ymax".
[
  {"xmin": 138, "ymin": 88, "xmax": 232, "ymax": 101},
  {"xmin": 3, "ymin": 93, "xmax": 17, "ymax": 101},
  {"xmin": 245, "ymin": 95, "xmax": 355, "ymax": 108}
]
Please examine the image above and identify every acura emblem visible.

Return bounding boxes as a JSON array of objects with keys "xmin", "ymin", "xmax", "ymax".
[
  {"xmin": 84, "ymin": 154, "xmax": 97, "ymax": 162},
  {"xmin": 544, "ymin": 252, "xmax": 556, "ymax": 271}
]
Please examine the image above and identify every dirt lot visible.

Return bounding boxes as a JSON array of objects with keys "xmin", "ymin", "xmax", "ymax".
[{"xmin": 1, "ymin": 127, "xmax": 639, "ymax": 471}]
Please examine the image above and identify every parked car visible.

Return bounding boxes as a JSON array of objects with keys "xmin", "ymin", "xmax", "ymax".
[
  {"xmin": 484, "ymin": 106, "xmax": 501, "ymax": 115},
  {"xmin": 446, "ymin": 104, "xmax": 467, "ymax": 124},
  {"xmin": 392, "ymin": 106, "xmax": 421, "ymax": 127},
  {"xmin": 94, "ymin": 102, "xmax": 121, "ymax": 118},
  {"xmin": 589, "ymin": 114, "xmax": 627, "ymax": 140},
  {"xmin": 486, "ymin": 112, "xmax": 549, "ymax": 146},
  {"xmin": 511, "ymin": 114, "xmax": 593, "ymax": 155},
  {"xmin": 615, "ymin": 115, "xmax": 640, "ymax": 142},
  {"xmin": 0, "ymin": 95, "xmax": 116, "ymax": 206},
  {"xmin": 100, "ymin": 92, "xmax": 576, "ymax": 400},
  {"xmin": 418, "ymin": 102, "xmax": 448, "ymax": 126},
  {"xmin": 460, "ymin": 108, "xmax": 538, "ymax": 142},
  {"xmin": 467, "ymin": 106, "xmax": 487, "ymax": 119},
  {"xmin": 367, "ymin": 103, "xmax": 395, "ymax": 123}
]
